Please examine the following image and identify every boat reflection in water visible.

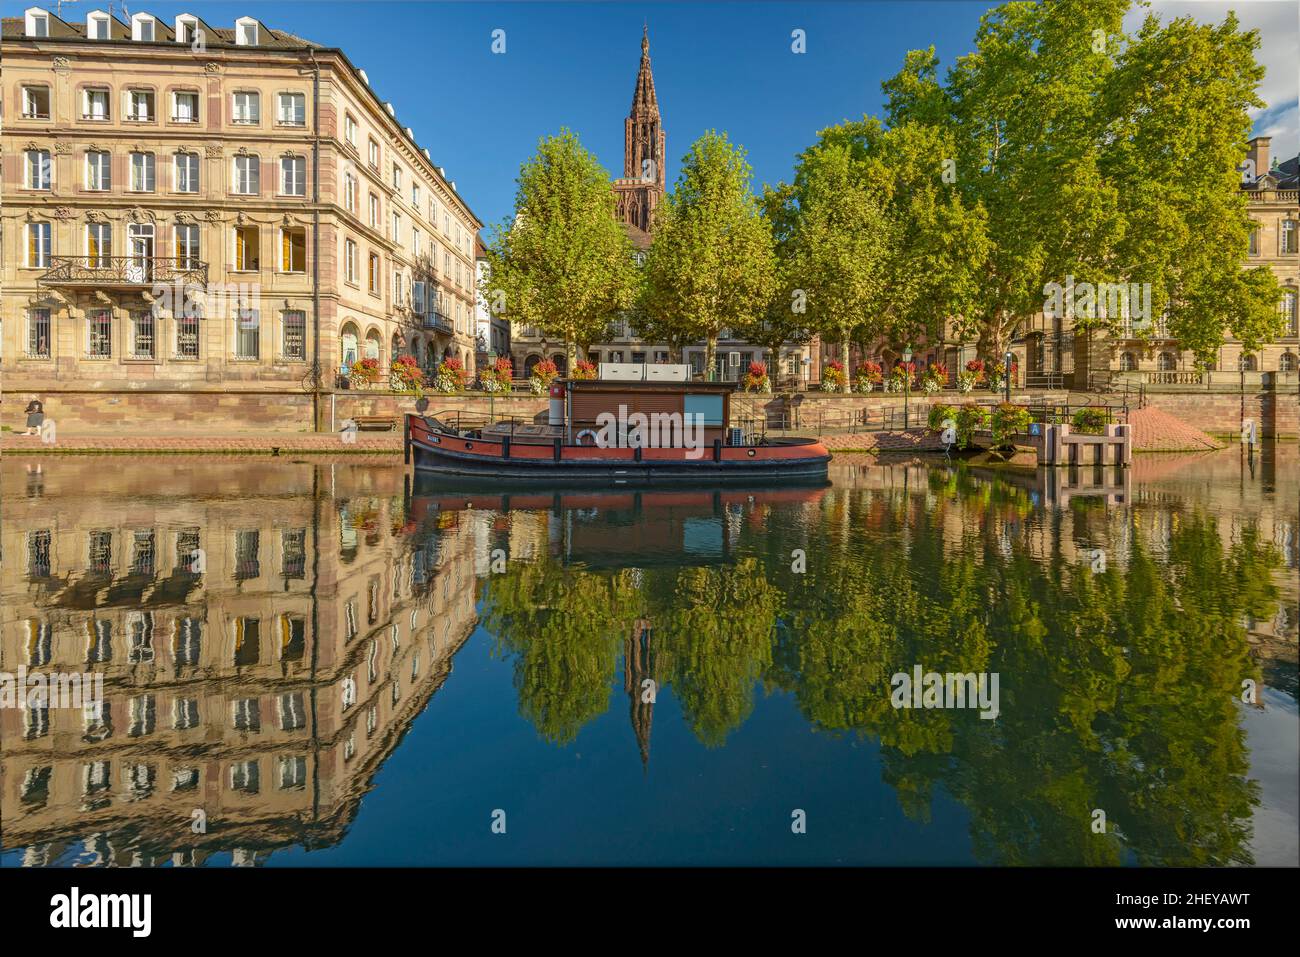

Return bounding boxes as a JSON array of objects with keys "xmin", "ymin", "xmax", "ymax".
[{"xmin": 2, "ymin": 449, "xmax": 1296, "ymax": 867}]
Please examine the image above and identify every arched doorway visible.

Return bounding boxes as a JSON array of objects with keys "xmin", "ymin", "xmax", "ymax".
[
  {"xmin": 340, "ymin": 321, "xmax": 360, "ymax": 372},
  {"xmin": 524, "ymin": 353, "xmax": 543, "ymax": 377},
  {"xmin": 551, "ymin": 353, "xmax": 568, "ymax": 375}
]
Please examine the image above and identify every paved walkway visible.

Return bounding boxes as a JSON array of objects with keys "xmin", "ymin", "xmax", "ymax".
[{"xmin": 1125, "ymin": 406, "xmax": 1225, "ymax": 452}]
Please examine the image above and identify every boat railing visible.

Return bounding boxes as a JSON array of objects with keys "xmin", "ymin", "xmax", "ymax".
[{"xmin": 427, "ymin": 410, "xmax": 534, "ymax": 437}]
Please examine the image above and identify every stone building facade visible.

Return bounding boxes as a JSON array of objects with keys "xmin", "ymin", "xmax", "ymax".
[{"xmin": 2, "ymin": 8, "xmax": 482, "ymax": 432}]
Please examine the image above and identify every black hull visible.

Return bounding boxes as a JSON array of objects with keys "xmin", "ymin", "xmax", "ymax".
[{"xmin": 412, "ymin": 443, "xmax": 830, "ymax": 485}]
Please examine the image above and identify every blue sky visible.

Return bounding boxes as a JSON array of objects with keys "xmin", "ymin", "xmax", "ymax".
[{"xmin": 31, "ymin": 1, "xmax": 1299, "ymax": 233}]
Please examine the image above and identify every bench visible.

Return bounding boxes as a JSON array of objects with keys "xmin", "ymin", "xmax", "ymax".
[{"xmin": 351, "ymin": 415, "xmax": 397, "ymax": 432}]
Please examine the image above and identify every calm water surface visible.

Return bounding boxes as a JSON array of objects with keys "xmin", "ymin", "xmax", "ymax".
[{"xmin": 2, "ymin": 447, "xmax": 1296, "ymax": 867}]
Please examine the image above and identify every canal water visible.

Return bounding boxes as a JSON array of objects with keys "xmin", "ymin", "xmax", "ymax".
[{"xmin": 2, "ymin": 447, "xmax": 1296, "ymax": 867}]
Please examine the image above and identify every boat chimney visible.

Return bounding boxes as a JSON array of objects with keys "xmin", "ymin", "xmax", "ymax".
[{"xmin": 548, "ymin": 381, "xmax": 566, "ymax": 427}]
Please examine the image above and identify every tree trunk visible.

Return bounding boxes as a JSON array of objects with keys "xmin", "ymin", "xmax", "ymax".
[
  {"xmin": 705, "ymin": 335, "xmax": 717, "ymax": 381},
  {"xmin": 840, "ymin": 338, "xmax": 852, "ymax": 393}
]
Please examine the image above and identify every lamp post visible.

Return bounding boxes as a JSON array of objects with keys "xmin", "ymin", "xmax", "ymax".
[
  {"xmin": 902, "ymin": 346, "xmax": 913, "ymax": 430},
  {"xmin": 1004, "ymin": 350, "xmax": 1013, "ymax": 403}
]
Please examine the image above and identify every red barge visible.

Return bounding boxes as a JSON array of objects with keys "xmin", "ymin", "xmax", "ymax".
[{"xmin": 405, "ymin": 368, "xmax": 831, "ymax": 484}]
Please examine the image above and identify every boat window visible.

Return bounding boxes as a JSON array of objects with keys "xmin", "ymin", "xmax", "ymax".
[{"xmin": 684, "ymin": 394, "xmax": 724, "ymax": 426}]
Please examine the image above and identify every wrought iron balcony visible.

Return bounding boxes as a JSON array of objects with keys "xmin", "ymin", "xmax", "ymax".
[
  {"xmin": 38, "ymin": 256, "xmax": 209, "ymax": 290},
  {"xmin": 422, "ymin": 311, "xmax": 453, "ymax": 333}
]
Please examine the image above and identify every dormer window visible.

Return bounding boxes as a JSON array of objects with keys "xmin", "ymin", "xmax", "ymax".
[
  {"xmin": 131, "ymin": 14, "xmax": 155, "ymax": 41},
  {"xmin": 87, "ymin": 12, "xmax": 111, "ymax": 39},
  {"xmin": 235, "ymin": 17, "xmax": 259, "ymax": 46},
  {"xmin": 175, "ymin": 15, "xmax": 198, "ymax": 43},
  {"xmin": 25, "ymin": 8, "xmax": 50, "ymax": 37}
]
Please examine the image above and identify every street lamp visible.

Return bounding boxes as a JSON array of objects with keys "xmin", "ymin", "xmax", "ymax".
[
  {"xmin": 902, "ymin": 346, "xmax": 913, "ymax": 430},
  {"xmin": 1004, "ymin": 350, "xmax": 1013, "ymax": 403}
]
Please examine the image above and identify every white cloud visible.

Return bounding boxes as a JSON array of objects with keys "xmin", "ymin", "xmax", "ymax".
[{"xmin": 1123, "ymin": 0, "xmax": 1299, "ymax": 160}]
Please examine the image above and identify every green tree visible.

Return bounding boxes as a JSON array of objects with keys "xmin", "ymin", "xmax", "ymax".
[
  {"xmin": 640, "ymin": 131, "xmax": 776, "ymax": 378},
  {"xmin": 483, "ymin": 130, "xmax": 640, "ymax": 367}
]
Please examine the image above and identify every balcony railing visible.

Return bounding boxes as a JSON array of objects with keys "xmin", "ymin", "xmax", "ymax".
[
  {"xmin": 422, "ymin": 311, "xmax": 453, "ymax": 333},
  {"xmin": 39, "ymin": 256, "xmax": 208, "ymax": 289}
]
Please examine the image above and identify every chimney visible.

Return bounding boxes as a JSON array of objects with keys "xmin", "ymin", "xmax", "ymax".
[{"xmin": 1246, "ymin": 137, "xmax": 1271, "ymax": 181}]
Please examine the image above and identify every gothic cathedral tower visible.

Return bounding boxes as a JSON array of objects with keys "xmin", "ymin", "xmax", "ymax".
[{"xmin": 613, "ymin": 26, "xmax": 666, "ymax": 239}]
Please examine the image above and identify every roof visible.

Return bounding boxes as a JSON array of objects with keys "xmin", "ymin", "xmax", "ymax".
[{"xmin": 622, "ymin": 222, "xmax": 653, "ymax": 251}]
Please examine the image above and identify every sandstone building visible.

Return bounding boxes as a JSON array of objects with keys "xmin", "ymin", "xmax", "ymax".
[{"xmin": 2, "ymin": 8, "xmax": 482, "ymax": 432}]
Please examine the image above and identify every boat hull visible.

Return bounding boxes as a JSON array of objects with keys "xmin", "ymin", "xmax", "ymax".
[{"xmin": 406, "ymin": 415, "xmax": 831, "ymax": 484}]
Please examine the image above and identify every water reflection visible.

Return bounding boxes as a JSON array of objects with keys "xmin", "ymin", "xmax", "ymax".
[{"xmin": 1, "ymin": 447, "xmax": 1296, "ymax": 866}]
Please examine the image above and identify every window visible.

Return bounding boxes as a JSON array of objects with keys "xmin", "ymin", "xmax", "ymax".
[
  {"xmin": 344, "ymin": 113, "xmax": 357, "ymax": 147},
  {"xmin": 369, "ymin": 193, "xmax": 380, "ymax": 228},
  {"xmin": 175, "ymin": 16, "xmax": 198, "ymax": 45},
  {"xmin": 1238, "ymin": 353, "xmax": 1257, "ymax": 371},
  {"xmin": 27, "ymin": 222, "xmax": 51, "ymax": 267},
  {"xmin": 235, "ymin": 310, "xmax": 260, "ymax": 360},
  {"xmin": 430, "ymin": 198, "xmax": 438, "ymax": 224},
  {"xmin": 130, "ymin": 310, "xmax": 155, "ymax": 359},
  {"xmin": 236, "ymin": 18, "xmax": 259, "ymax": 46},
  {"xmin": 175, "ymin": 223, "xmax": 200, "ymax": 268},
  {"xmin": 281, "ymin": 227, "xmax": 306, "ymax": 272},
  {"xmin": 172, "ymin": 90, "xmax": 199, "ymax": 123},
  {"xmin": 22, "ymin": 85, "xmax": 50, "ymax": 119},
  {"xmin": 133, "ymin": 15, "xmax": 155, "ymax": 42},
  {"xmin": 392, "ymin": 211, "xmax": 401, "ymax": 242},
  {"xmin": 1119, "ymin": 351, "xmax": 1136, "ymax": 372},
  {"xmin": 1156, "ymin": 351, "xmax": 1177, "ymax": 372},
  {"xmin": 412, "ymin": 228, "xmax": 422, "ymax": 257},
  {"xmin": 232, "ymin": 90, "xmax": 260, "ymax": 125},
  {"xmin": 368, "ymin": 253, "xmax": 380, "ymax": 294},
  {"xmin": 280, "ymin": 156, "xmax": 306, "ymax": 196},
  {"xmin": 129, "ymin": 151, "xmax": 155, "ymax": 192},
  {"xmin": 278, "ymin": 92, "xmax": 306, "ymax": 126},
  {"xmin": 1282, "ymin": 291, "xmax": 1298, "ymax": 335},
  {"xmin": 27, "ymin": 11, "xmax": 49, "ymax": 37},
  {"xmin": 26, "ymin": 150, "xmax": 51, "ymax": 189},
  {"xmin": 413, "ymin": 280, "xmax": 426, "ymax": 314},
  {"xmin": 83, "ymin": 88, "xmax": 110, "ymax": 120},
  {"xmin": 126, "ymin": 89, "xmax": 154, "ymax": 121},
  {"xmin": 87, "ymin": 309, "xmax": 112, "ymax": 358},
  {"xmin": 27, "ymin": 308, "xmax": 51, "ymax": 358},
  {"xmin": 88, "ymin": 14, "xmax": 110, "ymax": 39},
  {"xmin": 394, "ymin": 270, "xmax": 404, "ymax": 305},
  {"xmin": 368, "ymin": 138, "xmax": 379, "ymax": 168},
  {"xmin": 174, "ymin": 152, "xmax": 199, "ymax": 193},
  {"xmin": 1280, "ymin": 353, "xmax": 1297, "ymax": 373},
  {"xmin": 282, "ymin": 310, "xmax": 306, "ymax": 360},
  {"xmin": 87, "ymin": 222, "xmax": 112, "ymax": 266},
  {"xmin": 412, "ymin": 184, "xmax": 420, "ymax": 207},
  {"xmin": 392, "ymin": 163, "xmax": 402, "ymax": 190},
  {"xmin": 86, "ymin": 150, "xmax": 111, "ymax": 190},
  {"xmin": 344, "ymin": 239, "xmax": 358, "ymax": 283},
  {"xmin": 344, "ymin": 172, "xmax": 356, "ymax": 212},
  {"xmin": 234, "ymin": 226, "xmax": 259, "ymax": 271},
  {"xmin": 1283, "ymin": 221, "xmax": 1298, "ymax": 256},
  {"xmin": 176, "ymin": 309, "xmax": 200, "ymax": 358},
  {"xmin": 234, "ymin": 155, "xmax": 260, "ymax": 194}
]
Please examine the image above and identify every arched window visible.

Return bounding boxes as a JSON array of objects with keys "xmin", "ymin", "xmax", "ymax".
[
  {"xmin": 364, "ymin": 329, "xmax": 381, "ymax": 362},
  {"xmin": 1119, "ymin": 352, "xmax": 1137, "ymax": 372},
  {"xmin": 391, "ymin": 333, "xmax": 402, "ymax": 360},
  {"xmin": 1281, "ymin": 290, "xmax": 1298, "ymax": 335},
  {"xmin": 1280, "ymin": 353, "xmax": 1297, "ymax": 373},
  {"xmin": 1157, "ymin": 351, "xmax": 1177, "ymax": 371},
  {"xmin": 1238, "ymin": 354, "xmax": 1257, "ymax": 371},
  {"xmin": 551, "ymin": 353, "xmax": 568, "ymax": 375},
  {"xmin": 523, "ymin": 353, "xmax": 543, "ymax": 377},
  {"xmin": 340, "ymin": 322, "xmax": 360, "ymax": 371}
]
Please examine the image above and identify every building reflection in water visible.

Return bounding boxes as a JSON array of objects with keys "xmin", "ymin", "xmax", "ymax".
[
  {"xmin": 2, "ymin": 459, "xmax": 479, "ymax": 867},
  {"xmin": 2, "ymin": 447, "xmax": 1296, "ymax": 867}
]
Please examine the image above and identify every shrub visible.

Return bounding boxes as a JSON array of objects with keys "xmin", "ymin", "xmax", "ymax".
[
  {"xmin": 389, "ymin": 355, "xmax": 424, "ymax": 392},
  {"xmin": 928, "ymin": 403, "xmax": 957, "ymax": 433},
  {"xmin": 1071, "ymin": 406, "xmax": 1110, "ymax": 435},
  {"xmin": 433, "ymin": 357, "xmax": 469, "ymax": 394},
  {"xmin": 529, "ymin": 358, "xmax": 560, "ymax": 395},
  {"xmin": 923, "ymin": 362, "xmax": 948, "ymax": 393},
  {"xmin": 955, "ymin": 403, "xmax": 989, "ymax": 448},
  {"xmin": 990, "ymin": 402, "xmax": 1031, "ymax": 448},
  {"xmin": 479, "ymin": 356, "xmax": 514, "ymax": 394},
  {"xmin": 742, "ymin": 360, "xmax": 771, "ymax": 393},
  {"xmin": 349, "ymin": 357, "xmax": 381, "ymax": 387},
  {"xmin": 821, "ymin": 360, "xmax": 848, "ymax": 392}
]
